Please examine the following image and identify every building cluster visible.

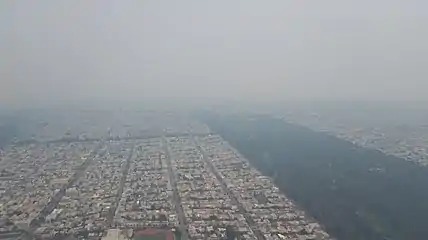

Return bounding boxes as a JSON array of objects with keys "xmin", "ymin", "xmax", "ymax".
[
  {"xmin": 35, "ymin": 141, "xmax": 133, "ymax": 239},
  {"xmin": 333, "ymin": 127, "xmax": 428, "ymax": 166},
  {"xmin": 196, "ymin": 135, "xmax": 331, "ymax": 240},
  {"xmin": 0, "ymin": 114, "xmax": 332, "ymax": 240},
  {"xmin": 115, "ymin": 138, "xmax": 177, "ymax": 229},
  {"xmin": 284, "ymin": 110, "xmax": 428, "ymax": 166},
  {"xmin": 167, "ymin": 136, "xmax": 258, "ymax": 240},
  {"xmin": 15, "ymin": 110, "xmax": 211, "ymax": 143},
  {"xmin": 0, "ymin": 143, "xmax": 95, "ymax": 227}
]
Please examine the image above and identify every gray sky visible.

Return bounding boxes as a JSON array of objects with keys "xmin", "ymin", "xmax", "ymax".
[{"xmin": 1, "ymin": 0, "xmax": 427, "ymax": 107}]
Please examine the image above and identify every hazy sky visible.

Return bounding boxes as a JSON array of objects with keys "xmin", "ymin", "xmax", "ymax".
[{"xmin": 1, "ymin": 1, "xmax": 427, "ymax": 107}]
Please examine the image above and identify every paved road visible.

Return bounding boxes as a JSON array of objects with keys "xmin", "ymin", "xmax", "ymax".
[
  {"xmin": 107, "ymin": 144, "xmax": 135, "ymax": 226},
  {"xmin": 194, "ymin": 138, "xmax": 266, "ymax": 240},
  {"xmin": 27, "ymin": 143, "xmax": 104, "ymax": 236},
  {"xmin": 162, "ymin": 137, "xmax": 190, "ymax": 240}
]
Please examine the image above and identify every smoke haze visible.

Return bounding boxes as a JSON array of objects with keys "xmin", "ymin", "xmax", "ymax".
[{"xmin": 1, "ymin": 0, "xmax": 427, "ymax": 107}]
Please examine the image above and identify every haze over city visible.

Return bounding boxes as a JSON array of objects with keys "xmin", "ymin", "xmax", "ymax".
[
  {"xmin": 2, "ymin": 1, "xmax": 428, "ymax": 240},
  {"xmin": 1, "ymin": 0, "xmax": 428, "ymax": 108}
]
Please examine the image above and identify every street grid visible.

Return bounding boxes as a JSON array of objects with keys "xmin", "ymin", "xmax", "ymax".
[{"xmin": 1, "ymin": 130, "xmax": 331, "ymax": 240}]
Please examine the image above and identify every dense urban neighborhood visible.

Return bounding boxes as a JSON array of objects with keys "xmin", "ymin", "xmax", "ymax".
[
  {"xmin": 283, "ymin": 108, "xmax": 428, "ymax": 166},
  {"xmin": 0, "ymin": 111, "xmax": 330, "ymax": 240}
]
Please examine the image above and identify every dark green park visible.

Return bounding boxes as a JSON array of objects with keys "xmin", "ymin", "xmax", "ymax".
[{"xmin": 200, "ymin": 113, "xmax": 428, "ymax": 240}]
